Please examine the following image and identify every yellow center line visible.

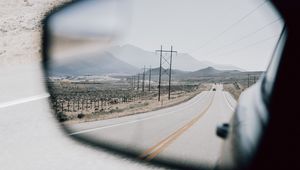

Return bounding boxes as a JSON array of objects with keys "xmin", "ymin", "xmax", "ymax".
[{"xmin": 139, "ymin": 92, "xmax": 216, "ymax": 161}]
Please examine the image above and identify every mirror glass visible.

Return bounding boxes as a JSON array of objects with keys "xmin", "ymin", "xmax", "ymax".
[{"xmin": 44, "ymin": 0, "xmax": 283, "ymax": 168}]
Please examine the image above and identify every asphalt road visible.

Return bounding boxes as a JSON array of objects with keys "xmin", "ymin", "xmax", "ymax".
[{"xmin": 68, "ymin": 84, "xmax": 236, "ymax": 168}]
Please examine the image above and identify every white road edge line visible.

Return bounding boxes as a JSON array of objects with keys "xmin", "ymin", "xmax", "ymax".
[
  {"xmin": 222, "ymin": 92, "xmax": 235, "ymax": 111},
  {"xmin": 0, "ymin": 93, "xmax": 50, "ymax": 109},
  {"xmin": 69, "ymin": 91, "xmax": 213, "ymax": 136}
]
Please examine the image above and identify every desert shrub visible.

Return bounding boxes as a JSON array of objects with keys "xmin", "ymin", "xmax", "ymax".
[
  {"xmin": 77, "ymin": 113, "xmax": 85, "ymax": 119},
  {"xmin": 56, "ymin": 112, "xmax": 68, "ymax": 122},
  {"xmin": 116, "ymin": 108, "xmax": 124, "ymax": 112}
]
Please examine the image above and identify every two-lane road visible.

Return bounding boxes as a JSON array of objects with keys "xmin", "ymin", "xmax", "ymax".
[{"xmin": 68, "ymin": 84, "xmax": 236, "ymax": 168}]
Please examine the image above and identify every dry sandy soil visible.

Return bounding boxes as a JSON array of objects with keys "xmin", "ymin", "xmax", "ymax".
[
  {"xmin": 223, "ymin": 83, "xmax": 246, "ymax": 100},
  {"xmin": 0, "ymin": 0, "xmax": 70, "ymax": 66}
]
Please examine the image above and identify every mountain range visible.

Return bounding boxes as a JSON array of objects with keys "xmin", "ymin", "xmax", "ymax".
[
  {"xmin": 144, "ymin": 66, "xmax": 248, "ymax": 80},
  {"xmin": 49, "ymin": 52, "xmax": 139, "ymax": 76},
  {"xmin": 49, "ymin": 44, "xmax": 247, "ymax": 77},
  {"xmin": 109, "ymin": 44, "xmax": 245, "ymax": 72}
]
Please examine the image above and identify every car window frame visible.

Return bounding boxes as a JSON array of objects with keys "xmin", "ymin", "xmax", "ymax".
[{"xmin": 261, "ymin": 26, "xmax": 286, "ymax": 105}]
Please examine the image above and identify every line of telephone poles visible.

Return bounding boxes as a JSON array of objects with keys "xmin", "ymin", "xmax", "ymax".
[
  {"xmin": 247, "ymin": 74, "xmax": 258, "ymax": 87},
  {"xmin": 132, "ymin": 66, "xmax": 152, "ymax": 92},
  {"xmin": 130, "ymin": 45, "xmax": 177, "ymax": 101}
]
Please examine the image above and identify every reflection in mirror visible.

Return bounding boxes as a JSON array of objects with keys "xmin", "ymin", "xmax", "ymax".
[{"xmin": 44, "ymin": 0, "xmax": 284, "ymax": 168}]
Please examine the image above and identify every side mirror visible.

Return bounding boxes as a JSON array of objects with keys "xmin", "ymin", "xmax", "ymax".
[
  {"xmin": 216, "ymin": 123, "xmax": 230, "ymax": 139},
  {"xmin": 41, "ymin": 0, "xmax": 276, "ymax": 169}
]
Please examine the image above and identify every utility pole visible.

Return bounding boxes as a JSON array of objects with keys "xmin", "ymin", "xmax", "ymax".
[
  {"xmin": 142, "ymin": 66, "xmax": 145, "ymax": 92},
  {"xmin": 155, "ymin": 45, "xmax": 177, "ymax": 101},
  {"xmin": 158, "ymin": 46, "xmax": 162, "ymax": 101},
  {"xmin": 137, "ymin": 74, "xmax": 140, "ymax": 91},
  {"xmin": 248, "ymin": 74, "xmax": 250, "ymax": 87},
  {"xmin": 132, "ymin": 76, "xmax": 135, "ymax": 90},
  {"xmin": 148, "ymin": 66, "xmax": 151, "ymax": 91},
  {"xmin": 168, "ymin": 46, "xmax": 174, "ymax": 100}
]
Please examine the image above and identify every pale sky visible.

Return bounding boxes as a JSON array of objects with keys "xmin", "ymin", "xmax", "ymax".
[
  {"xmin": 51, "ymin": 0, "xmax": 284, "ymax": 71},
  {"xmin": 118, "ymin": 0, "xmax": 284, "ymax": 71}
]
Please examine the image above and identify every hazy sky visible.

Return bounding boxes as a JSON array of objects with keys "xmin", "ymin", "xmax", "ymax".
[{"xmin": 118, "ymin": 0, "xmax": 284, "ymax": 71}]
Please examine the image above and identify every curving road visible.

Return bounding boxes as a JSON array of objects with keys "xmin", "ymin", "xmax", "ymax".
[{"xmin": 68, "ymin": 84, "xmax": 236, "ymax": 168}]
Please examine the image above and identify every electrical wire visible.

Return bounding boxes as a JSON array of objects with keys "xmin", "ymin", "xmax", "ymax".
[
  {"xmin": 208, "ymin": 34, "xmax": 280, "ymax": 58},
  {"xmin": 190, "ymin": 0, "xmax": 268, "ymax": 53},
  {"xmin": 203, "ymin": 17, "xmax": 282, "ymax": 57}
]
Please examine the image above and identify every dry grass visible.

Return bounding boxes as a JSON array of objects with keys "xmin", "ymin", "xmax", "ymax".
[
  {"xmin": 223, "ymin": 82, "xmax": 246, "ymax": 100},
  {"xmin": 64, "ymin": 83, "xmax": 212, "ymax": 125}
]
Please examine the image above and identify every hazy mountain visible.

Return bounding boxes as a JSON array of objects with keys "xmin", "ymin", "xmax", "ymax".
[
  {"xmin": 187, "ymin": 66, "xmax": 244, "ymax": 77},
  {"xmin": 109, "ymin": 44, "xmax": 159, "ymax": 69},
  {"xmin": 145, "ymin": 67, "xmax": 188, "ymax": 76},
  {"xmin": 188, "ymin": 67, "xmax": 224, "ymax": 77},
  {"xmin": 140, "ymin": 66, "xmax": 245, "ymax": 81},
  {"xmin": 49, "ymin": 44, "xmax": 246, "ymax": 77},
  {"xmin": 109, "ymin": 44, "xmax": 245, "ymax": 71},
  {"xmin": 175, "ymin": 53, "xmax": 210, "ymax": 71},
  {"xmin": 201, "ymin": 61, "xmax": 246, "ymax": 71},
  {"xmin": 109, "ymin": 44, "xmax": 209, "ymax": 71},
  {"xmin": 49, "ymin": 52, "xmax": 139, "ymax": 76}
]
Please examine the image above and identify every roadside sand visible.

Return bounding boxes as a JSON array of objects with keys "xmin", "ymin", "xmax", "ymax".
[
  {"xmin": 223, "ymin": 83, "xmax": 245, "ymax": 100},
  {"xmin": 0, "ymin": 0, "xmax": 69, "ymax": 65}
]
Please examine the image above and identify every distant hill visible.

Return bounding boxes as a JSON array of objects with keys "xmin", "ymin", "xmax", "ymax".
[
  {"xmin": 109, "ymin": 44, "xmax": 159, "ymax": 70},
  {"xmin": 180, "ymin": 67, "xmax": 263, "ymax": 82},
  {"xmin": 48, "ymin": 44, "xmax": 248, "ymax": 77},
  {"xmin": 138, "ymin": 66, "xmax": 247, "ymax": 80},
  {"xmin": 146, "ymin": 66, "xmax": 241, "ymax": 77},
  {"xmin": 109, "ymin": 44, "xmax": 209, "ymax": 71},
  {"xmin": 145, "ymin": 67, "xmax": 188, "ymax": 75},
  {"xmin": 109, "ymin": 44, "xmax": 245, "ymax": 71},
  {"xmin": 49, "ymin": 52, "xmax": 139, "ymax": 76},
  {"xmin": 188, "ymin": 67, "xmax": 224, "ymax": 77},
  {"xmin": 201, "ymin": 61, "xmax": 246, "ymax": 71}
]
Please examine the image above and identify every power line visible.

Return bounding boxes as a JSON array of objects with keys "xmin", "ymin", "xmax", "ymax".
[
  {"xmin": 209, "ymin": 34, "xmax": 280, "ymax": 58},
  {"xmin": 190, "ymin": 0, "xmax": 267, "ymax": 53},
  {"xmin": 203, "ymin": 17, "xmax": 282, "ymax": 57}
]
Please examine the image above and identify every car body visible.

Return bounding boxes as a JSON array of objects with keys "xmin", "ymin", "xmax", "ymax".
[{"xmin": 216, "ymin": 1, "xmax": 300, "ymax": 169}]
